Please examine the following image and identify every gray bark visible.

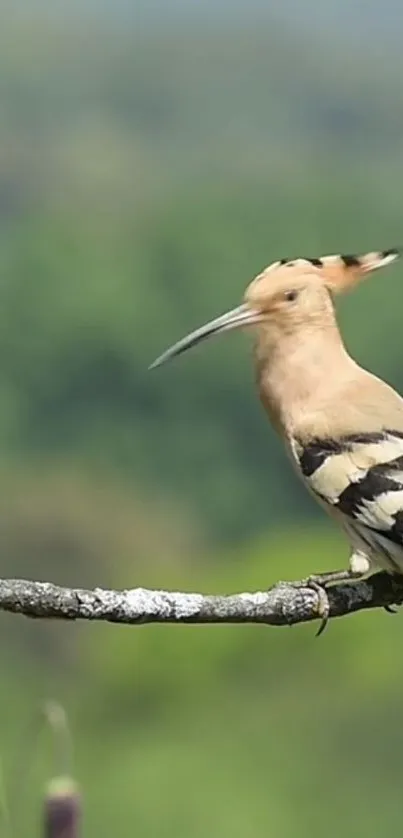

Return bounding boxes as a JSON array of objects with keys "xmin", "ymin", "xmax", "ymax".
[{"xmin": 0, "ymin": 571, "xmax": 401, "ymax": 629}]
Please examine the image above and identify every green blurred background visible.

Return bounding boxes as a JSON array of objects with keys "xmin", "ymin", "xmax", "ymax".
[{"xmin": 1, "ymin": 2, "xmax": 403, "ymax": 835}]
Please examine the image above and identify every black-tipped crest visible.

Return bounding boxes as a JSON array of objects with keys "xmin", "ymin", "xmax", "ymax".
[
  {"xmin": 269, "ymin": 248, "xmax": 400, "ymax": 294},
  {"xmin": 341, "ymin": 254, "xmax": 361, "ymax": 268}
]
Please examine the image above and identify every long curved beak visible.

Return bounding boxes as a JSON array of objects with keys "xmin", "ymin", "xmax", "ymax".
[{"xmin": 149, "ymin": 303, "xmax": 261, "ymax": 370}]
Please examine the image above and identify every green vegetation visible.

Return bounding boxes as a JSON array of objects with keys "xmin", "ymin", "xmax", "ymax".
[{"xmin": 1, "ymin": 10, "xmax": 403, "ymax": 836}]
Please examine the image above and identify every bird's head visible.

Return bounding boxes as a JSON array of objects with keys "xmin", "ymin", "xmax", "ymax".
[{"xmin": 149, "ymin": 249, "xmax": 399, "ymax": 369}]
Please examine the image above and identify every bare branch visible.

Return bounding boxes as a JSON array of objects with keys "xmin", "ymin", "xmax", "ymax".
[{"xmin": 0, "ymin": 572, "xmax": 402, "ymax": 629}]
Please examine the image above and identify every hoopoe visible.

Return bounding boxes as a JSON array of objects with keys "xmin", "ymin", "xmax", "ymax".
[{"xmin": 150, "ymin": 248, "xmax": 402, "ymax": 633}]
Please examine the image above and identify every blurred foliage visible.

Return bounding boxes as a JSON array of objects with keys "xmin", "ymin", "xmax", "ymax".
[
  {"xmin": 0, "ymin": 13, "xmax": 403, "ymax": 542},
  {"xmin": 0, "ymin": 15, "xmax": 403, "ymax": 541},
  {"xmin": 4, "ymin": 528, "xmax": 403, "ymax": 838},
  {"xmin": 1, "ymin": 7, "xmax": 403, "ymax": 838}
]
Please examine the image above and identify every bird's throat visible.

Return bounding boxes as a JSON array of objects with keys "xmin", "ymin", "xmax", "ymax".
[{"xmin": 254, "ymin": 326, "xmax": 352, "ymax": 436}]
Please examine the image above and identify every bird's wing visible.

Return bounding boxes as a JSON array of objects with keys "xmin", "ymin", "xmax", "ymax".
[{"xmin": 294, "ymin": 430, "xmax": 403, "ymax": 546}]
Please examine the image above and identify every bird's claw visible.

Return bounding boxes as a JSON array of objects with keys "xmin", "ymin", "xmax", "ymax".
[
  {"xmin": 305, "ymin": 577, "xmax": 331, "ymax": 637},
  {"xmin": 384, "ymin": 604, "xmax": 398, "ymax": 614},
  {"xmin": 289, "ymin": 575, "xmax": 331, "ymax": 636},
  {"xmin": 301, "ymin": 568, "xmax": 361, "ymax": 636}
]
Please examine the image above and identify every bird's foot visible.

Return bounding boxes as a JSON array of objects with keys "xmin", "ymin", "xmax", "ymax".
[
  {"xmin": 304, "ymin": 578, "xmax": 330, "ymax": 637},
  {"xmin": 297, "ymin": 569, "xmax": 362, "ymax": 637}
]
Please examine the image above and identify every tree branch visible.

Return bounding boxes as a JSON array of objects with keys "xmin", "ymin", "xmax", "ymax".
[{"xmin": 0, "ymin": 571, "xmax": 402, "ymax": 629}]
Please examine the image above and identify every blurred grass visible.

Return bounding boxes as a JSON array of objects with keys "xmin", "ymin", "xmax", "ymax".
[{"xmin": 2, "ymin": 525, "xmax": 403, "ymax": 836}]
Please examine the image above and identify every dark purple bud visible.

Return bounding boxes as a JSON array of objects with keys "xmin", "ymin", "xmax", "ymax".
[{"xmin": 43, "ymin": 777, "xmax": 80, "ymax": 838}]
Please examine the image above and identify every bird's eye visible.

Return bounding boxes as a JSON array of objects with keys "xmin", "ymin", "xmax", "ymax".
[{"xmin": 284, "ymin": 289, "xmax": 298, "ymax": 303}]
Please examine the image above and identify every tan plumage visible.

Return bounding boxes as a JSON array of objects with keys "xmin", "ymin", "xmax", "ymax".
[{"xmin": 150, "ymin": 247, "xmax": 402, "ymax": 628}]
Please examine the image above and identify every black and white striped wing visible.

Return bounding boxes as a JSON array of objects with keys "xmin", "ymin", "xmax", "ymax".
[{"xmin": 294, "ymin": 431, "xmax": 403, "ymax": 547}]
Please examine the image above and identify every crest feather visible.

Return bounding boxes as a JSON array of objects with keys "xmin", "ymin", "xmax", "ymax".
[
  {"xmin": 266, "ymin": 249, "xmax": 400, "ymax": 294},
  {"xmin": 310, "ymin": 248, "xmax": 400, "ymax": 294}
]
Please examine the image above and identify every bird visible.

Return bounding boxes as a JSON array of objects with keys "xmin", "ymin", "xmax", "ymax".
[{"xmin": 150, "ymin": 247, "xmax": 403, "ymax": 633}]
